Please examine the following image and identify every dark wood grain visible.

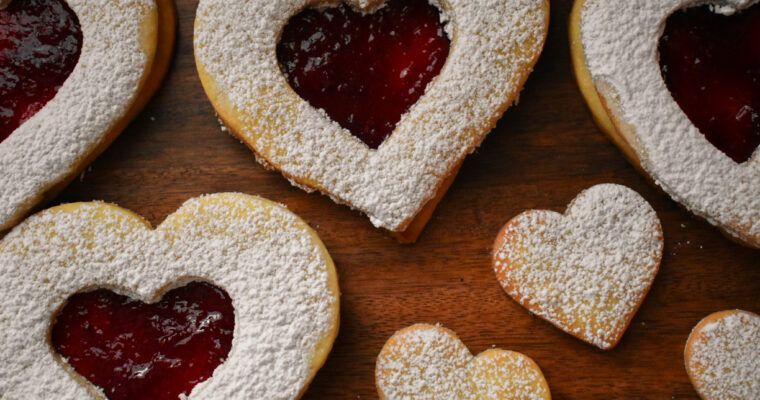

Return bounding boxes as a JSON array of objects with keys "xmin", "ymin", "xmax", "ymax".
[{"xmin": 54, "ymin": 0, "xmax": 759, "ymax": 398}]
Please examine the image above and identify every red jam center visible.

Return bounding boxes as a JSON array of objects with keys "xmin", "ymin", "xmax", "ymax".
[
  {"xmin": 277, "ymin": 0, "xmax": 450, "ymax": 149},
  {"xmin": 0, "ymin": 0, "xmax": 82, "ymax": 144},
  {"xmin": 51, "ymin": 282, "xmax": 234, "ymax": 400},
  {"xmin": 659, "ymin": 4, "xmax": 760, "ymax": 163}
]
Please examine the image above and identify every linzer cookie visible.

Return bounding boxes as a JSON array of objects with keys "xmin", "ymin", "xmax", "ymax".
[
  {"xmin": 193, "ymin": 0, "xmax": 549, "ymax": 242},
  {"xmin": 0, "ymin": 193, "xmax": 340, "ymax": 399},
  {"xmin": 571, "ymin": 0, "xmax": 760, "ymax": 248},
  {"xmin": 0, "ymin": 0, "xmax": 175, "ymax": 231}
]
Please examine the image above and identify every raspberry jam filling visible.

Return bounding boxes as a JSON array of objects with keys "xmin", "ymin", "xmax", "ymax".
[
  {"xmin": 51, "ymin": 282, "xmax": 234, "ymax": 400},
  {"xmin": 659, "ymin": 4, "xmax": 760, "ymax": 163},
  {"xmin": 277, "ymin": 0, "xmax": 450, "ymax": 149},
  {"xmin": 0, "ymin": 0, "xmax": 82, "ymax": 144}
]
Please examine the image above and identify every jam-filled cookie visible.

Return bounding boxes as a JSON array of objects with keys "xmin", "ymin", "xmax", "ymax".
[
  {"xmin": 0, "ymin": 193, "xmax": 340, "ymax": 399},
  {"xmin": 194, "ymin": 0, "xmax": 549, "ymax": 242},
  {"xmin": 685, "ymin": 310, "xmax": 760, "ymax": 400},
  {"xmin": 493, "ymin": 184, "xmax": 663, "ymax": 350},
  {"xmin": 376, "ymin": 324, "xmax": 551, "ymax": 399},
  {"xmin": 0, "ymin": 0, "xmax": 175, "ymax": 232},
  {"xmin": 571, "ymin": 0, "xmax": 760, "ymax": 248}
]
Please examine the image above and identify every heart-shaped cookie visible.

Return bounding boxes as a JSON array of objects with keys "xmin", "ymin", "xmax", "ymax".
[
  {"xmin": 193, "ymin": 0, "xmax": 549, "ymax": 242},
  {"xmin": 571, "ymin": 0, "xmax": 760, "ymax": 248},
  {"xmin": 0, "ymin": 0, "xmax": 175, "ymax": 232},
  {"xmin": 492, "ymin": 184, "xmax": 663, "ymax": 350},
  {"xmin": 0, "ymin": 193, "xmax": 340, "ymax": 399},
  {"xmin": 375, "ymin": 324, "xmax": 551, "ymax": 399},
  {"xmin": 685, "ymin": 310, "xmax": 760, "ymax": 400}
]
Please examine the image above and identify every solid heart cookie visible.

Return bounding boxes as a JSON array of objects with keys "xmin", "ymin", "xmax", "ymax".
[
  {"xmin": 685, "ymin": 310, "xmax": 760, "ymax": 400},
  {"xmin": 0, "ymin": 193, "xmax": 340, "ymax": 399},
  {"xmin": 375, "ymin": 324, "xmax": 551, "ymax": 399},
  {"xmin": 193, "ymin": 0, "xmax": 549, "ymax": 242},
  {"xmin": 571, "ymin": 0, "xmax": 760, "ymax": 248},
  {"xmin": 0, "ymin": 0, "xmax": 175, "ymax": 232},
  {"xmin": 492, "ymin": 184, "xmax": 663, "ymax": 350}
]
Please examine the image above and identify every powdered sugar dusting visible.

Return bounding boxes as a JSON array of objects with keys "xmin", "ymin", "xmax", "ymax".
[
  {"xmin": 469, "ymin": 350, "xmax": 550, "ymax": 400},
  {"xmin": 194, "ymin": 0, "xmax": 548, "ymax": 232},
  {"xmin": 0, "ymin": 193, "xmax": 337, "ymax": 399},
  {"xmin": 377, "ymin": 325, "xmax": 472, "ymax": 399},
  {"xmin": 376, "ymin": 324, "xmax": 550, "ymax": 399},
  {"xmin": 0, "ymin": 0, "xmax": 155, "ymax": 231},
  {"xmin": 493, "ymin": 184, "xmax": 663, "ymax": 349},
  {"xmin": 687, "ymin": 311, "xmax": 760, "ymax": 400},
  {"xmin": 579, "ymin": 0, "xmax": 760, "ymax": 245}
]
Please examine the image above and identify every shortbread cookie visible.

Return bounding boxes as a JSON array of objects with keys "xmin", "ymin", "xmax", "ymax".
[
  {"xmin": 194, "ymin": 0, "xmax": 549, "ymax": 242},
  {"xmin": 0, "ymin": 0, "xmax": 175, "ymax": 232},
  {"xmin": 375, "ymin": 324, "xmax": 551, "ymax": 399},
  {"xmin": 493, "ymin": 184, "xmax": 663, "ymax": 350},
  {"xmin": 571, "ymin": 0, "xmax": 760, "ymax": 248},
  {"xmin": 0, "ymin": 193, "xmax": 340, "ymax": 399},
  {"xmin": 685, "ymin": 310, "xmax": 760, "ymax": 400}
]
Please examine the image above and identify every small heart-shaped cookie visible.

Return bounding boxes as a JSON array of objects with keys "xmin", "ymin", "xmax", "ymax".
[
  {"xmin": 685, "ymin": 310, "xmax": 760, "ymax": 400},
  {"xmin": 0, "ymin": 193, "xmax": 339, "ymax": 399},
  {"xmin": 0, "ymin": 0, "xmax": 175, "ymax": 232},
  {"xmin": 375, "ymin": 324, "xmax": 551, "ymax": 399},
  {"xmin": 492, "ymin": 184, "xmax": 663, "ymax": 350},
  {"xmin": 194, "ymin": 0, "xmax": 549, "ymax": 242}
]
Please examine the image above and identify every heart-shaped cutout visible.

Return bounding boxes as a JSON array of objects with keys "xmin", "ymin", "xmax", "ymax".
[
  {"xmin": 492, "ymin": 184, "xmax": 664, "ymax": 350},
  {"xmin": 659, "ymin": 3, "xmax": 760, "ymax": 163},
  {"xmin": 685, "ymin": 310, "xmax": 760, "ymax": 400},
  {"xmin": 0, "ymin": 193, "xmax": 339, "ymax": 399},
  {"xmin": 276, "ymin": 0, "xmax": 450, "ymax": 149},
  {"xmin": 375, "ymin": 324, "xmax": 551, "ymax": 399},
  {"xmin": 52, "ymin": 282, "xmax": 234, "ymax": 400},
  {"xmin": 0, "ymin": 0, "xmax": 82, "ymax": 143},
  {"xmin": 195, "ymin": 0, "xmax": 549, "ymax": 239}
]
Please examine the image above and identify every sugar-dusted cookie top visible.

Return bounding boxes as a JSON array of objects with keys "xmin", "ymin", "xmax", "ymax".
[
  {"xmin": 0, "ymin": 0, "xmax": 167, "ymax": 231},
  {"xmin": 0, "ymin": 193, "xmax": 339, "ymax": 399},
  {"xmin": 685, "ymin": 310, "xmax": 760, "ymax": 400},
  {"xmin": 493, "ymin": 184, "xmax": 663, "ymax": 349},
  {"xmin": 375, "ymin": 324, "xmax": 551, "ymax": 399},
  {"xmin": 575, "ymin": 0, "xmax": 760, "ymax": 247},
  {"xmin": 194, "ymin": 0, "xmax": 549, "ymax": 237}
]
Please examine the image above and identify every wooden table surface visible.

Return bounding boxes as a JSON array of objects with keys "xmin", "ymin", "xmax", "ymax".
[{"xmin": 53, "ymin": 0, "xmax": 759, "ymax": 398}]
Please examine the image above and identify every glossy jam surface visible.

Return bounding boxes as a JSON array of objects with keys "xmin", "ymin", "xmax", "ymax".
[
  {"xmin": 277, "ymin": 0, "xmax": 450, "ymax": 149},
  {"xmin": 0, "ymin": 0, "xmax": 82, "ymax": 144},
  {"xmin": 659, "ymin": 4, "xmax": 760, "ymax": 163},
  {"xmin": 51, "ymin": 282, "xmax": 234, "ymax": 400}
]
